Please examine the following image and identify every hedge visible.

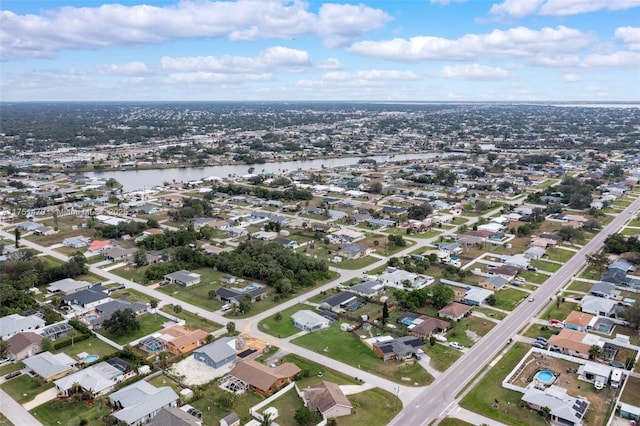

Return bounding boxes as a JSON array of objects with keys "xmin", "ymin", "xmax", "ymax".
[{"xmin": 53, "ymin": 333, "xmax": 91, "ymax": 350}]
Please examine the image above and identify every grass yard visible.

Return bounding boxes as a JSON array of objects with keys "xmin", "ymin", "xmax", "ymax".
[
  {"xmin": 494, "ymin": 288, "xmax": 528, "ymax": 311},
  {"xmin": 460, "ymin": 343, "xmax": 547, "ymax": 426},
  {"xmin": 334, "ymin": 256, "xmax": 379, "ymax": 270},
  {"xmin": 109, "ymin": 288, "xmax": 156, "ymax": 304},
  {"xmin": 0, "ymin": 362, "xmax": 23, "ymax": 377},
  {"xmin": 264, "ymin": 388, "xmax": 321, "ymax": 426},
  {"xmin": 31, "ymin": 400, "xmax": 110, "ymax": 426},
  {"xmin": 189, "ymin": 381, "xmax": 265, "ymax": 425},
  {"xmin": 338, "ymin": 388, "xmax": 402, "ymax": 425},
  {"xmin": 474, "ymin": 307, "xmax": 508, "ymax": 320},
  {"xmin": 530, "ymin": 259, "xmax": 562, "ymax": 273},
  {"xmin": 522, "ymin": 323, "xmax": 560, "ymax": 340},
  {"xmin": 423, "ymin": 342, "xmax": 463, "ymax": 371},
  {"xmin": 566, "ymin": 280, "xmax": 593, "ymax": 293},
  {"xmin": 293, "ymin": 326, "xmax": 433, "ymax": 386},
  {"xmin": 440, "ymin": 419, "xmax": 475, "ymax": 426},
  {"xmin": 97, "ymin": 313, "xmax": 168, "ymax": 345},
  {"xmin": 155, "ymin": 281, "xmax": 224, "ymax": 311},
  {"xmin": 258, "ymin": 304, "xmax": 310, "ymax": 338},
  {"xmin": 55, "ymin": 336, "xmax": 118, "ymax": 359},
  {"xmin": 542, "ymin": 300, "xmax": 579, "ymax": 322},
  {"xmin": 578, "ymin": 266, "xmax": 602, "ymax": 280},
  {"xmin": 516, "ymin": 270, "xmax": 548, "ymax": 284},
  {"xmin": 1, "ymin": 374, "xmax": 54, "ymax": 404},
  {"xmin": 544, "ymin": 248, "xmax": 576, "ymax": 263},
  {"xmin": 0, "ymin": 412, "xmax": 13, "ymax": 426},
  {"xmin": 446, "ymin": 316, "xmax": 496, "ymax": 348},
  {"xmin": 160, "ymin": 306, "xmax": 222, "ymax": 332}
]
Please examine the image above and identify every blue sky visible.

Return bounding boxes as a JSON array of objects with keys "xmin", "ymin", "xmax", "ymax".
[{"xmin": 1, "ymin": 0, "xmax": 639, "ymax": 101}]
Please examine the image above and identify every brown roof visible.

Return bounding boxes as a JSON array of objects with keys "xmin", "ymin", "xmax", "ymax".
[
  {"xmin": 161, "ymin": 325, "xmax": 208, "ymax": 350},
  {"xmin": 304, "ymin": 381, "xmax": 352, "ymax": 415},
  {"xmin": 229, "ymin": 360, "xmax": 300, "ymax": 393},
  {"xmin": 464, "ymin": 230, "xmax": 494, "ymax": 238},
  {"xmin": 6, "ymin": 332, "xmax": 42, "ymax": 355},
  {"xmin": 564, "ymin": 311, "xmax": 594, "ymax": 328},
  {"xmin": 411, "ymin": 316, "xmax": 450, "ymax": 337},
  {"xmin": 491, "ymin": 265, "xmax": 519, "ymax": 276},
  {"xmin": 438, "ymin": 302, "xmax": 472, "ymax": 318},
  {"xmin": 548, "ymin": 328, "xmax": 591, "ymax": 354}
]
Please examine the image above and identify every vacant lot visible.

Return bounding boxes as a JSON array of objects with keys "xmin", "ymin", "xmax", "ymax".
[
  {"xmin": 97, "ymin": 313, "xmax": 169, "ymax": 345},
  {"xmin": 530, "ymin": 259, "xmax": 561, "ymax": 273},
  {"xmin": 545, "ymin": 248, "xmax": 576, "ymax": 263},
  {"xmin": 494, "ymin": 288, "xmax": 528, "ymax": 311},
  {"xmin": 55, "ymin": 336, "xmax": 118, "ymax": 359},
  {"xmin": 293, "ymin": 326, "xmax": 433, "ymax": 386}
]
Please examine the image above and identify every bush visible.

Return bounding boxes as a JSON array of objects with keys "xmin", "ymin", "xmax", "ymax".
[{"xmin": 53, "ymin": 333, "xmax": 90, "ymax": 350}]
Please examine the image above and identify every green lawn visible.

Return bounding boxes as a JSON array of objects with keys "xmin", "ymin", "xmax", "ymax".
[
  {"xmin": 263, "ymin": 388, "xmax": 320, "ymax": 426},
  {"xmin": 155, "ymin": 281, "xmax": 224, "ymax": 311},
  {"xmin": 545, "ymin": 248, "xmax": 576, "ymax": 263},
  {"xmin": 517, "ymin": 270, "xmax": 548, "ymax": 284},
  {"xmin": 31, "ymin": 399, "xmax": 111, "ymax": 426},
  {"xmin": 1, "ymin": 374, "xmax": 54, "ymax": 404},
  {"xmin": 494, "ymin": 288, "xmax": 528, "ymax": 311},
  {"xmin": 423, "ymin": 342, "xmax": 462, "ymax": 371},
  {"xmin": 339, "ymin": 388, "xmax": 402, "ymax": 425},
  {"xmin": 97, "ymin": 313, "xmax": 168, "ymax": 345},
  {"xmin": 542, "ymin": 300, "xmax": 579, "ymax": 322},
  {"xmin": 334, "ymin": 256, "xmax": 379, "ymax": 270},
  {"xmin": 293, "ymin": 327, "xmax": 433, "ymax": 386},
  {"xmin": 440, "ymin": 419, "xmax": 475, "ymax": 426},
  {"xmin": 55, "ymin": 336, "xmax": 118, "ymax": 359},
  {"xmin": 109, "ymin": 288, "xmax": 157, "ymax": 304},
  {"xmin": 566, "ymin": 280, "xmax": 593, "ymax": 293},
  {"xmin": 522, "ymin": 323, "xmax": 560, "ymax": 340},
  {"xmin": 160, "ymin": 306, "xmax": 222, "ymax": 332},
  {"xmin": 530, "ymin": 259, "xmax": 562, "ymax": 273},
  {"xmin": 460, "ymin": 343, "xmax": 547, "ymax": 426},
  {"xmin": 0, "ymin": 412, "xmax": 13, "ymax": 426},
  {"xmin": 258, "ymin": 304, "xmax": 309, "ymax": 338},
  {"xmin": 189, "ymin": 380, "xmax": 265, "ymax": 425},
  {"xmin": 0, "ymin": 362, "xmax": 23, "ymax": 377},
  {"xmin": 474, "ymin": 307, "xmax": 508, "ymax": 320},
  {"xmin": 446, "ymin": 316, "xmax": 496, "ymax": 348}
]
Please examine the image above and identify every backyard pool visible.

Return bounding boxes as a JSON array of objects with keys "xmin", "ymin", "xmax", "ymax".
[
  {"xmin": 535, "ymin": 370, "xmax": 556, "ymax": 385},
  {"xmin": 84, "ymin": 354, "xmax": 99, "ymax": 363},
  {"xmin": 84, "ymin": 314, "xmax": 98, "ymax": 322}
]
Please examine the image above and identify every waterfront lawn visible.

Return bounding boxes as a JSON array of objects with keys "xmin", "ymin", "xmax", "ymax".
[
  {"xmin": 97, "ymin": 313, "xmax": 167, "ymax": 345},
  {"xmin": 494, "ymin": 288, "xmax": 528, "ymax": 311},
  {"xmin": 31, "ymin": 400, "xmax": 110, "ymax": 426},
  {"xmin": 160, "ymin": 306, "xmax": 222, "ymax": 332},
  {"xmin": 544, "ymin": 248, "xmax": 575, "ymax": 263},
  {"xmin": 293, "ymin": 327, "xmax": 433, "ymax": 386},
  {"xmin": 258, "ymin": 304, "xmax": 309, "ymax": 338},
  {"xmin": 530, "ymin": 259, "xmax": 561, "ymax": 273},
  {"xmin": 460, "ymin": 343, "xmax": 547, "ymax": 426},
  {"xmin": 1, "ymin": 374, "xmax": 54, "ymax": 404},
  {"xmin": 55, "ymin": 336, "xmax": 118, "ymax": 359}
]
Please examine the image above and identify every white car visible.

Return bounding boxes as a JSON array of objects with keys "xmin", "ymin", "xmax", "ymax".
[
  {"xmin": 449, "ymin": 342, "xmax": 464, "ymax": 350},
  {"xmin": 527, "ymin": 296, "xmax": 535, "ymax": 302}
]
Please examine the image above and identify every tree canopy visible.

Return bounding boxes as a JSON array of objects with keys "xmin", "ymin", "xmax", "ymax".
[{"xmin": 102, "ymin": 309, "xmax": 140, "ymax": 337}]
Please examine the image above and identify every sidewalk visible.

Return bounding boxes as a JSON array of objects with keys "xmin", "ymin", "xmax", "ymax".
[
  {"xmin": 22, "ymin": 387, "xmax": 58, "ymax": 410},
  {"xmin": 0, "ymin": 389, "xmax": 41, "ymax": 426}
]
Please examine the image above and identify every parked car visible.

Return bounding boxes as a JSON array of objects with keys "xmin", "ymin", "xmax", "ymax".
[
  {"xmin": 434, "ymin": 334, "xmax": 448, "ymax": 343},
  {"xmin": 4, "ymin": 370, "xmax": 21, "ymax": 380},
  {"xmin": 552, "ymin": 322, "xmax": 564, "ymax": 329},
  {"xmin": 550, "ymin": 319, "xmax": 563, "ymax": 325},
  {"xmin": 532, "ymin": 341, "xmax": 546, "ymax": 349},
  {"xmin": 527, "ymin": 296, "xmax": 535, "ymax": 302},
  {"xmin": 515, "ymin": 277, "xmax": 525, "ymax": 283},
  {"xmin": 536, "ymin": 337, "xmax": 548, "ymax": 345},
  {"xmin": 449, "ymin": 342, "xmax": 464, "ymax": 350}
]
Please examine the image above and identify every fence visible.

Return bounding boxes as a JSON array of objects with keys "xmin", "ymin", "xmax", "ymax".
[{"xmin": 249, "ymin": 382, "xmax": 295, "ymax": 420}]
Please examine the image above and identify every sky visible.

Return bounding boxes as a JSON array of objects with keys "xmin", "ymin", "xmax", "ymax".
[{"xmin": 1, "ymin": 0, "xmax": 639, "ymax": 102}]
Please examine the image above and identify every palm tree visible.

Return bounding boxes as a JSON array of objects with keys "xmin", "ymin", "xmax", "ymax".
[{"xmin": 260, "ymin": 412, "xmax": 273, "ymax": 426}]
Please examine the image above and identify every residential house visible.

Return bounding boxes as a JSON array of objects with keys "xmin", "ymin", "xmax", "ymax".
[
  {"xmin": 482, "ymin": 276, "xmax": 509, "ymax": 291},
  {"xmin": 148, "ymin": 407, "xmax": 201, "ymax": 426},
  {"xmin": 62, "ymin": 285, "xmax": 111, "ymax": 310},
  {"xmin": 0, "ymin": 314, "xmax": 46, "ymax": 341},
  {"xmin": 109, "ymin": 381, "xmax": 179, "ymax": 425},
  {"xmin": 523, "ymin": 246, "xmax": 545, "ymax": 260},
  {"xmin": 273, "ymin": 237, "xmax": 297, "ymax": 249},
  {"xmin": 302, "ymin": 381, "xmax": 352, "ymax": 419},
  {"xmin": 216, "ymin": 284, "xmax": 268, "ymax": 305},
  {"xmin": 348, "ymin": 281, "xmax": 385, "ymax": 297},
  {"xmin": 372, "ymin": 336, "xmax": 424, "ymax": 362},
  {"xmin": 589, "ymin": 282, "xmax": 617, "ymax": 299},
  {"xmin": 564, "ymin": 311, "xmax": 595, "ymax": 332},
  {"xmin": 437, "ymin": 302, "xmax": 472, "ymax": 321},
  {"xmin": 33, "ymin": 226, "xmax": 57, "ymax": 236},
  {"xmin": 409, "ymin": 316, "xmax": 451, "ymax": 339},
  {"xmin": 487, "ymin": 264, "xmax": 519, "ymax": 280},
  {"xmin": 103, "ymin": 247, "xmax": 137, "ymax": 262},
  {"xmin": 291, "ymin": 310, "xmax": 330, "ymax": 332},
  {"xmin": 580, "ymin": 295, "xmax": 618, "ymax": 317},
  {"xmin": 462, "ymin": 287, "xmax": 494, "ymax": 306},
  {"xmin": 329, "ymin": 229, "xmax": 365, "ymax": 243},
  {"xmin": 548, "ymin": 328, "xmax": 602, "ymax": 359},
  {"xmin": 578, "ymin": 361, "xmax": 614, "ymax": 385},
  {"xmin": 46, "ymin": 278, "xmax": 92, "ymax": 296},
  {"xmin": 54, "ymin": 360, "xmax": 127, "ymax": 396},
  {"xmin": 159, "ymin": 325, "xmax": 208, "ymax": 355},
  {"xmin": 88, "ymin": 299, "xmax": 148, "ymax": 329},
  {"xmin": 319, "ymin": 292, "xmax": 361, "ymax": 312},
  {"xmin": 88, "ymin": 239, "xmax": 112, "ymax": 254},
  {"xmin": 193, "ymin": 337, "xmax": 237, "ymax": 368},
  {"xmin": 62, "ymin": 236, "xmax": 91, "ymax": 248},
  {"xmin": 219, "ymin": 412, "xmax": 241, "ymax": 426},
  {"xmin": 377, "ymin": 269, "xmax": 421, "ymax": 289},
  {"xmin": 23, "ymin": 351, "xmax": 76, "ymax": 382},
  {"xmin": 608, "ymin": 259, "xmax": 636, "ymax": 274},
  {"xmin": 17, "ymin": 221, "xmax": 42, "ymax": 232},
  {"xmin": 367, "ymin": 218, "xmax": 396, "ymax": 228},
  {"xmin": 521, "ymin": 386, "xmax": 589, "ymax": 426},
  {"xmin": 5, "ymin": 332, "xmax": 43, "ymax": 361},
  {"xmin": 227, "ymin": 360, "xmax": 300, "ymax": 396},
  {"xmin": 164, "ymin": 270, "xmax": 201, "ymax": 287},
  {"xmin": 337, "ymin": 243, "xmax": 370, "ymax": 260}
]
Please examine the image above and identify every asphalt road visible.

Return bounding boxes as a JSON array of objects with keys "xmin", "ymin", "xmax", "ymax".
[{"xmin": 389, "ymin": 198, "xmax": 640, "ymax": 426}]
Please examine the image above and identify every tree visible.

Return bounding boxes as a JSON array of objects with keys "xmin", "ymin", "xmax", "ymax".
[
  {"xmin": 274, "ymin": 312, "xmax": 282, "ymax": 324},
  {"xmin": 486, "ymin": 294, "xmax": 497, "ymax": 306},
  {"xmin": 102, "ymin": 309, "xmax": 140, "ymax": 337},
  {"xmin": 14, "ymin": 228, "xmax": 20, "ymax": 248},
  {"xmin": 53, "ymin": 211, "xmax": 59, "ymax": 231},
  {"xmin": 407, "ymin": 203, "xmax": 433, "ymax": 220},
  {"xmin": 208, "ymin": 290, "xmax": 217, "ymax": 300},
  {"xmin": 149, "ymin": 299, "xmax": 158, "ymax": 314},
  {"xmin": 294, "ymin": 407, "xmax": 314, "ymax": 426},
  {"xmin": 260, "ymin": 412, "xmax": 273, "ymax": 426},
  {"xmin": 369, "ymin": 182, "xmax": 383, "ymax": 194},
  {"xmin": 226, "ymin": 321, "xmax": 236, "ymax": 334},
  {"xmin": 621, "ymin": 303, "xmax": 640, "ymax": 330},
  {"xmin": 431, "ymin": 285, "xmax": 455, "ymax": 309},
  {"xmin": 585, "ymin": 251, "xmax": 609, "ymax": 275},
  {"xmin": 0, "ymin": 340, "xmax": 8, "ymax": 359},
  {"xmin": 381, "ymin": 301, "xmax": 390, "ymax": 325},
  {"xmin": 134, "ymin": 249, "xmax": 148, "ymax": 267},
  {"xmin": 173, "ymin": 304, "xmax": 182, "ymax": 314},
  {"xmin": 588, "ymin": 345, "xmax": 602, "ymax": 360}
]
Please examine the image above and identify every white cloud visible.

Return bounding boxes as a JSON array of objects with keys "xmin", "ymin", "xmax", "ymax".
[
  {"xmin": 581, "ymin": 51, "xmax": 640, "ymax": 68},
  {"xmin": 348, "ymin": 26, "xmax": 593, "ymax": 62},
  {"xmin": 488, "ymin": 0, "xmax": 640, "ymax": 18},
  {"xmin": 315, "ymin": 58, "xmax": 343, "ymax": 70},
  {"xmin": 323, "ymin": 70, "xmax": 417, "ymax": 81},
  {"xmin": 430, "ymin": 0, "xmax": 468, "ymax": 5},
  {"xmin": 437, "ymin": 64, "xmax": 510, "ymax": 80},
  {"xmin": 528, "ymin": 55, "xmax": 581, "ymax": 67},
  {"xmin": 0, "ymin": 0, "xmax": 390, "ymax": 60},
  {"xmin": 297, "ymin": 69, "xmax": 417, "ymax": 91},
  {"xmin": 97, "ymin": 61, "xmax": 151, "ymax": 75},
  {"xmin": 168, "ymin": 72, "xmax": 273, "ymax": 84},
  {"xmin": 489, "ymin": 0, "xmax": 545, "ymax": 19},
  {"xmin": 615, "ymin": 26, "xmax": 640, "ymax": 51},
  {"xmin": 316, "ymin": 3, "xmax": 392, "ymax": 48},
  {"xmin": 160, "ymin": 47, "xmax": 310, "ymax": 73},
  {"xmin": 562, "ymin": 73, "xmax": 581, "ymax": 82}
]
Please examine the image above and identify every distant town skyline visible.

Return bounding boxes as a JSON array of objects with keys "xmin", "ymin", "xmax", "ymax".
[{"xmin": 1, "ymin": 0, "xmax": 639, "ymax": 102}]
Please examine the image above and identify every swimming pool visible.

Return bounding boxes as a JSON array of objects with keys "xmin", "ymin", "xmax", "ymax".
[
  {"xmin": 85, "ymin": 314, "xmax": 98, "ymax": 322},
  {"xmin": 84, "ymin": 354, "xmax": 99, "ymax": 363},
  {"xmin": 536, "ymin": 370, "xmax": 555, "ymax": 385}
]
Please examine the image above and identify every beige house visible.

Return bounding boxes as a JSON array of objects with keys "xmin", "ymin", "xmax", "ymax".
[{"xmin": 302, "ymin": 381, "xmax": 352, "ymax": 419}]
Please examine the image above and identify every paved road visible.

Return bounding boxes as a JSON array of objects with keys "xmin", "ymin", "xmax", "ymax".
[
  {"xmin": 0, "ymin": 389, "xmax": 41, "ymax": 426},
  {"xmin": 389, "ymin": 197, "xmax": 640, "ymax": 425}
]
